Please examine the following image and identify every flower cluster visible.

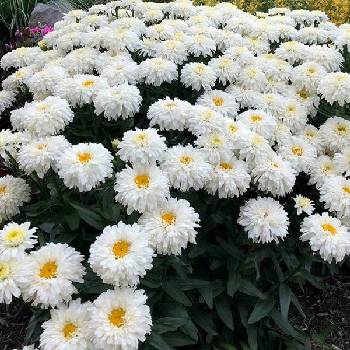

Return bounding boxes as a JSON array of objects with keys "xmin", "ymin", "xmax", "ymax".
[{"xmin": 1, "ymin": 0, "xmax": 350, "ymax": 349}]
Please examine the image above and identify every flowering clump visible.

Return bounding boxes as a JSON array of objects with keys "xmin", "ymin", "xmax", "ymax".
[{"xmin": 1, "ymin": 1, "xmax": 350, "ymax": 349}]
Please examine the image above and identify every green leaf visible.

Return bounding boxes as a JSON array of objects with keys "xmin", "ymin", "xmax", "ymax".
[
  {"xmin": 164, "ymin": 332, "xmax": 197, "ymax": 347},
  {"xmin": 68, "ymin": 201, "xmax": 106, "ymax": 229},
  {"xmin": 199, "ymin": 284, "xmax": 213, "ymax": 309},
  {"xmin": 148, "ymin": 333, "xmax": 173, "ymax": 350},
  {"xmin": 221, "ymin": 344, "xmax": 238, "ymax": 350},
  {"xmin": 162, "ymin": 282, "xmax": 192, "ymax": 307},
  {"xmin": 247, "ymin": 325, "xmax": 258, "ymax": 350},
  {"xmin": 152, "ymin": 317, "xmax": 188, "ymax": 334},
  {"xmin": 279, "ymin": 284, "xmax": 292, "ymax": 320},
  {"xmin": 190, "ymin": 307, "xmax": 218, "ymax": 335},
  {"xmin": 248, "ymin": 298, "xmax": 275, "ymax": 324},
  {"xmin": 215, "ymin": 295, "xmax": 234, "ymax": 330},
  {"xmin": 227, "ymin": 270, "xmax": 241, "ymax": 297},
  {"xmin": 180, "ymin": 320, "xmax": 198, "ymax": 342},
  {"xmin": 239, "ymin": 279, "xmax": 265, "ymax": 299}
]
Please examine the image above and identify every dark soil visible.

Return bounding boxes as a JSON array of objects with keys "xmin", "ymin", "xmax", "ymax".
[
  {"xmin": 0, "ymin": 301, "xmax": 32, "ymax": 350},
  {"xmin": 292, "ymin": 276, "xmax": 350, "ymax": 350}
]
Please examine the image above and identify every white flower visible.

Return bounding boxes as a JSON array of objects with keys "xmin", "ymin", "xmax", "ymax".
[
  {"xmin": 252, "ymin": 153, "xmax": 296, "ymax": 196},
  {"xmin": 2, "ymin": 65, "xmax": 38, "ymax": 91},
  {"xmin": 1, "ymin": 47, "xmax": 42, "ymax": 69},
  {"xmin": 57, "ymin": 143, "xmax": 113, "ymax": 192},
  {"xmin": 238, "ymin": 197, "xmax": 289, "ymax": 243},
  {"xmin": 186, "ymin": 34, "xmax": 216, "ymax": 57},
  {"xmin": 54, "ymin": 75, "xmax": 109, "ymax": 107},
  {"xmin": 206, "ymin": 155, "xmax": 250, "ymax": 198},
  {"xmin": 147, "ymin": 97, "xmax": 191, "ymax": 131},
  {"xmin": 181, "ymin": 62, "xmax": 216, "ymax": 91},
  {"xmin": 139, "ymin": 197, "xmax": 199, "ymax": 255},
  {"xmin": 318, "ymin": 72, "xmax": 350, "ymax": 106},
  {"xmin": 187, "ymin": 106, "xmax": 225, "ymax": 136},
  {"xmin": 94, "ymin": 84, "xmax": 142, "ymax": 120},
  {"xmin": 90, "ymin": 288, "xmax": 152, "ymax": 350},
  {"xmin": 195, "ymin": 132, "xmax": 233, "ymax": 164},
  {"xmin": 161, "ymin": 145, "xmax": 212, "ymax": 191},
  {"xmin": 300, "ymin": 213, "xmax": 350, "ymax": 263},
  {"xmin": 237, "ymin": 132, "xmax": 274, "ymax": 168},
  {"xmin": 62, "ymin": 47, "xmax": 99, "ymax": 75},
  {"xmin": 101, "ymin": 28, "xmax": 141, "ymax": 52},
  {"xmin": 276, "ymin": 98, "xmax": 308, "ymax": 132},
  {"xmin": 0, "ymin": 258, "xmax": 22, "ymax": 303},
  {"xmin": 279, "ymin": 136, "xmax": 317, "ymax": 174},
  {"xmin": 156, "ymin": 39, "xmax": 188, "ymax": 64},
  {"xmin": 0, "ymin": 222, "xmax": 37, "ymax": 259},
  {"xmin": 237, "ymin": 109, "xmax": 277, "ymax": 141},
  {"xmin": 320, "ymin": 176, "xmax": 350, "ymax": 220},
  {"xmin": 196, "ymin": 90, "xmax": 238, "ymax": 118},
  {"xmin": 18, "ymin": 135, "xmax": 70, "ymax": 178},
  {"xmin": 236, "ymin": 65, "xmax": 267, "ymax": 92},
  {"xmin": 308, "ymin": 155, "xmax": 339, "ymax": 189},
  {"xmin": 17, "ymin": 243, "xmax": 86, "ymax": 308},
  {"xmin": 115, "ymin": 165, "xmax": 170, "ymax": 214},
  {"xmin": 319, "ymin": 117, "xmax": 350, "ymax": 152},
  {"xmin": 208, "ymin": 55, "xmax": 240, "ymax": 85},
  {"xmin": 291, "ymin": 62, "xmax": 326, "ymax": 93},
  {"xmin": 27, "ymin": 65, "xmax": 69, "ymax": 99},
  {"xmin": 294, "ymin": 195, "xmax": 314, "ymax": 215},
  {"xmin": 11, "ymin": 97, "xmax": 74, "ymax": 137},
  {"xmin": 138, "ymin": 58, "xmax": 178, "ymax": 86},
  {"xmin": 0, "ymin": 175, "xmax": 31, "ymax": 222},
  {"xmin": 0, "ymin": 90, "xmax": 16, "ymax": 114},
  {"xmin": 89, "ymin": 223, "xmax": 153, "ymax": 286},
  {"xmin": 100, "ymin": 60, "xmax": 139, "ymax": 86},
  {"xmin": 40, "ymin": 299, "xmax": 92, "ymax": 350},
  {"xmin": 334, "ymin": 148, "xmax": 350, "ymax": 177},
  {"xmin": 117, "ymin": 128, "xmax": 167, "ymax": 165}
]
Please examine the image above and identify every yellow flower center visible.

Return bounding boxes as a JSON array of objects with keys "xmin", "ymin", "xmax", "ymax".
[
  {"xmin": 287, "ymin": 105, "xmax": 296, "ymax": 113},
  {"xmin": 37, "ymin": 104, "xmax": 48, "ymax": 112},
  {"xmin": 112, "ymin": 240, "xmax": 130, "ymax": 258},
  {"xmin": 342, "ymin": 186, "xmax": 350, "ymax": 195},
  {"xmin": 0, "ymin": 262, "xmax": 10, "ymax": 280},
  {"xmin": 179, "ymin": 155, "xmax": 193, "ymax": 165},
  {"xmin": 305, "ymin": 131, "xmax": 315, "ymax": 139},
  {"xmin": 161, "ymin": 212, "xmax": 176, "ymax": 226},
  {"xmin": 4, "ymin": 228, "xmax": 25, "ymax": 247},
  {"xmin": 62, "ymin": 323, "xmax": 78, "ymax": 339},
  {"xmin": 271, "ymin": 162, "xmax": 280, "ymax": 169},
  {"xmin": 250, "ymin": 114, "xmax": 263, "ymax": 123},
  {"xmin": 36, "ymin": 143, "xmax": 48, "ymax": 151},
  {"xmin": 252, "ymin": 135, "xmax": 264, "ymax": 145},
  {"xmin": 335, "ymin": 124, "xmax": 348, "ymax": 136},
  {"xmin": 210, "ymin": 135, "xmax": 223, "ymax": 147},
  {"xmin": 228, "ymin": 124, "xmax": 238, "ymax": 133},
  {"xmin": 194, "ymin": 64, "xmax": 205, "ymax": 74},
  {"xmin": 219, "ymin": 162, "xmax": 233, "ymax": 170},
  {"xmin": 134, "ymin": 174, "xmax": 150, "ymax": 188},
  {"xmin": 108, "ymin": 308, "xmax": 126, "ymax": 327},
  {"xmin": 202, "ymin": 110, "xmax": 214, "ymax": 120},
  {"xmin": 164, "ymin": 101, "xmax": 177, "ymax": 110},
  {"xmin": 77, "ymin": 152, "xmax": 93, "ymax": 164},
  {"xmin": 321, "ymin": 223, "xmax": 337, "ymax": 235},
  {"xmin": 298, "ymin": 89, "xmax": 310, "ymax": 100},
  {"xmin": 39, "ymin": 261, "xmax": 58, "ymax": 279},
  {"xmin": 0, "ymin": 185, "xmax": 7, "ymax": 196},
  {"xmin": 134, "ymin": 132, "xmax": 148, "ymax": 145},
  {"xmin": 212, "ymin": 96, "xmax": 224, "ymax": 107},
  {"xmin": 307, "ymin": 67, "xmax": 316, "ymax": 75},
  {"xmin": 15, "ymin": 71, "xmax": 25, "ymax": 78},
  {"xmin": 82, "ymin": 79, "xmax": 95, "ymax": 88},
  {"xmin": 292, "ymin": 146, "xmax": 303, "ymax": 156}
]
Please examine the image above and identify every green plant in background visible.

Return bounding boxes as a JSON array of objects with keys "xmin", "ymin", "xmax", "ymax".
[{"xmin": 0, "ymin": 0, "xmax": 38, "ymax": 42}]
